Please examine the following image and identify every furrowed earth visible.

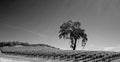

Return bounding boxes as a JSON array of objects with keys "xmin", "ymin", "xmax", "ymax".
[{"xmin": 0, "ymin": 44, "xmax": 120, "ymax": 62}]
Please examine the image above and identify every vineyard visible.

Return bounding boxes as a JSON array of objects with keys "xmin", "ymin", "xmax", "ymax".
[{"xmin": 1, "ymin": 46, "xmax": 120, "ymax": 62}]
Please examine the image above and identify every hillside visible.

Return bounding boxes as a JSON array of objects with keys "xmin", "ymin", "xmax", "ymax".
[
  {"xmin": 27, "ymin": 43, "xmax": 60, "ymax": 49},
  {"xmin": 1, "ymin": 44, "xmax": 120, "ymax": 62}
]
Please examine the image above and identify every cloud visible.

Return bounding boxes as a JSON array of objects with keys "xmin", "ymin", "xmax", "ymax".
[
  {"xmin": 104, "ymin": 47, "xmax": 120, "ymax": 52},
  {"xmin": 104, "ymin": 47, "xmax": 115, "ymax": 51}
]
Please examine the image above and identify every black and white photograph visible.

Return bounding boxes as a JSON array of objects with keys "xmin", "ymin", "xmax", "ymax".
[{"xmin": 0, "ymin": 0, "xmax": 120, "ymax": 62}]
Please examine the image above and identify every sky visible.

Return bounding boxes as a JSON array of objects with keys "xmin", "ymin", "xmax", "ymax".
[{"xmin": 0, "ymin": 0, "xmax": 120, "ymax": 51}]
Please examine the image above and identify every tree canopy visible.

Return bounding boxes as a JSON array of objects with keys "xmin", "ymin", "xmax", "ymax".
[{"xmin": 59, "ymin": 20, "xmax": 88, "ymax": 50}]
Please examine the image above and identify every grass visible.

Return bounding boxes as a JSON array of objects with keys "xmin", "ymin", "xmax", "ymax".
[{"xmin": 1, "ymin": 45, "xmax": 120, "ymax": 62}]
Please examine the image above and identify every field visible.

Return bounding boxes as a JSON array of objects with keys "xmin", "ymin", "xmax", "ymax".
[{"xmin": 1, "ymin": 46, "xmax": 120, "ymax": 62}]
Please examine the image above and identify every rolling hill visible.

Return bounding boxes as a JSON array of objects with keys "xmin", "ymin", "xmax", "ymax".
[{"xmin": 0, "ymin": 44, "xmax": 120, "ymax": 62}]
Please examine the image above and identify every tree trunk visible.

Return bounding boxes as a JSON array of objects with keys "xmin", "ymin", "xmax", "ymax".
[{"xmin": 73, "ymin": 39, "xmax": 77, "ymax": 50}]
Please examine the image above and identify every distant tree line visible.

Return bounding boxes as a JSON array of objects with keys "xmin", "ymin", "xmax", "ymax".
[
  {"xmin": 0, "ymin": 41, "xmax": 29, "ymax": 48},
  {"xmin": 0, "ymin": 41, "xmax": 59, "ymax": 49}
]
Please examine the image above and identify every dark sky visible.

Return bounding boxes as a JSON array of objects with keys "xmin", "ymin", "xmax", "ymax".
[{"xmin": 0, "ymin": 0, "xmax": 120, "ymax": 51}]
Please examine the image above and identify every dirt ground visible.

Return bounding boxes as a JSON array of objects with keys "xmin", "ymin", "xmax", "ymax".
[{"xmin": 0, "ymin": 52, "xmax": 120, "ymax": 62}]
